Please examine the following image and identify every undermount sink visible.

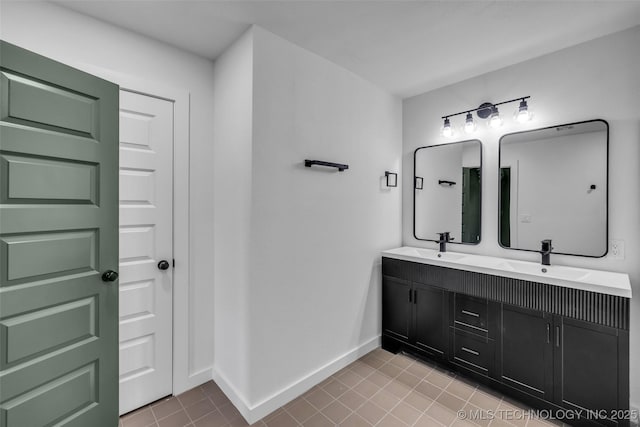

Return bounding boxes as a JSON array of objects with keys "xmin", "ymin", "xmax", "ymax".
[{"xmin": 381, "ymin": 246, "xmax": 631, "ymax": 298}]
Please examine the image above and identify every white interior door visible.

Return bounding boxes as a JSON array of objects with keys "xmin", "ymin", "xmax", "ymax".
[{"xmin": 118, "ymin": 90, "xmax": 174, "ymax": 414}]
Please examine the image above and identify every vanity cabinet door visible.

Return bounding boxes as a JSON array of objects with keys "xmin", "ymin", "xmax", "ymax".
[
  {"xmin": 382, "ymin": 276, "xmax": 411, "ymax": 342},
  {"xmin": 413, "ymin": 282, "xmax": 449, "ymax": 360},
  {"xmin": 499, "ymin": 304, "xmax": 554, "ymax": 401},
  {"xmin": 554, "ymin": 316, "xmax": 629, "ymax": 423}
]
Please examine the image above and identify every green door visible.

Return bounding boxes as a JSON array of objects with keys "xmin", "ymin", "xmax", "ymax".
[{"xmin": 0, "ymin": 41, "xmax": 119, "ymax": 426}]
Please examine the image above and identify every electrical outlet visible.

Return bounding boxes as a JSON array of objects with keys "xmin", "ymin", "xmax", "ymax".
[{"xmin": 610, "ymin": 239, "xmax": 625, "ymax": 259}]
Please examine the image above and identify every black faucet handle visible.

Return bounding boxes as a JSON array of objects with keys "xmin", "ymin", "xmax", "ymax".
[{"xmin": 540, "ymin": 239, "xmax": 553, "ymax": 252}]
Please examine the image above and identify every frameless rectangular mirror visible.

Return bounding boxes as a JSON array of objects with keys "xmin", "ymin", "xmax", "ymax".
[
  {"xmin": 414, "ymin": 140, "xmax": 482, "ymax": 244},
  {"xmin": 499, "ymin": 120, "xmax": 608, "ymax": 257}
]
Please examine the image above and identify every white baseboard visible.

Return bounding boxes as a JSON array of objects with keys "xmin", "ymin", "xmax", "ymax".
[{"xmin": 212, "ymin": 336, "xmax": 381, "ymax": 424}]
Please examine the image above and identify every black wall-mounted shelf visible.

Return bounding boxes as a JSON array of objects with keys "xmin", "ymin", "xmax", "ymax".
[{"xmin": 304, "ymin": 159, "xmax": 349, "ymax": 172}]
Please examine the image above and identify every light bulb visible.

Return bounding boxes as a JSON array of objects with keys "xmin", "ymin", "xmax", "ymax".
[
  {"xmin": 464, "ymin": 112, "xmax": 476, "ymax": 134},
  {"xmin": 514, "ymin": 99, "xmax": 532, "ymax": 123},
  {"xmin": 488, "ymin": 106, "xmax": 503, "ymax": 129},
  {"xmin": 441, "ymin": 117, "xmax": 454, "ymax": 138}
]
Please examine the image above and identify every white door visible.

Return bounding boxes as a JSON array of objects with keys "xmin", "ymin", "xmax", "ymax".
[{"xmin": 118, "ymin": 90, "xmax": 174, "ymax": 414}]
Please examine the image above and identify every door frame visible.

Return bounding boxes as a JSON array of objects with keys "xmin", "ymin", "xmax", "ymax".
[{"xmin": 72, "ymin": 64, "xmax": 204, "ymax": 396}]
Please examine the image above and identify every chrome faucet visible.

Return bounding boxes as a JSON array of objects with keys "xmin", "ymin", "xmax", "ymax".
[
  {"xmin": 540, "ymin": 239, "xmax": 553, "ymax": 266},
  {"xmin": 437, "ymin": 232, "xmax": 452, "ymax": 252}
]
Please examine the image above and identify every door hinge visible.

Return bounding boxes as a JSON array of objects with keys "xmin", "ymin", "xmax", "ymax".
[{"xmin": 173, "ymin": 259, "xmax": 175, "ymax": 268}]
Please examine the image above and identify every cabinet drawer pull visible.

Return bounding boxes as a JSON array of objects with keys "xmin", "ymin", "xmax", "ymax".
[
  {"xmin": 461, "ymin": 346, "xmax": 480, "ymax": 356},
  {"xmin": 461, "ymin": 310, "xmax": 480, "ymax": 317}
]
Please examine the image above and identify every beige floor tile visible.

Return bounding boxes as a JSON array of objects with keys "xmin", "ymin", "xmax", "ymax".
[
  {"xmin": 193, "ymin": 410, "xmax": 228, "ymax": 427},
  {"xmin": 185, "ymin": 398, "xmax": 217, "ymax": 422},
  {"xmin": 210, "ymin": 391, "xmax": 232, "ymax": 408},
  {"xmin": 301, "ymin": 412, "xmax": 334, "ymax": 427},
  {"xmin": 320, "ymin": 400, "xmax": 351, "ymax": 424},
  {"xmin": 335, "ymin": 369, "xmax": 364, "ymax": 388},
  {"xmin": 426, "ymin": 402, "xmax": 457, "ymax": 426},
  {"xmin": 322, "ymin": 379, "xmax": 348, "ymax": 398},
  {"xmin": 349, "ymin": 361, "xmax": 377, "ymax": 378},
  {"xmin": 372, "ymin": 348, "xmax": 395, "ymax": 362},
  {"xmin": 425, "ymin": 369, "xmax": 455, "ymax": 389},
  {"xmin": 152, "ymin": 397, "xmax": 183, "ymax": 421},
  {"xmin": 370, "ymin": 389, "xmax": 401, "ymax": 411},
  {"xmin": 414, "ymin": 414, "xmax": 446, "ymax": 427},
  {"xmin": 446, "ymin": 378, "xmax": 477, "ymax": 401},
  {"xmin": 304, "ymin": 388, "xmax": 334, "ymax": 411},
  {"xmin": 356, "ymin": 401, "xmax": 386, "ymax": 425},
  {"xmin": 388, "ymin": 354, "xmax": 413, "ymax": 370},
  {"xmin": 415, "ymin": 380, "xmax": 444, "ymax": 400},
  {"xmin": 361, "ymin": 354, "xmax": 386, "ymax": 369},
  {"xmin": 352, "ymin": 379, "xmax": 380, "ymax": 399},
  {"xmin": 341, "ymin": 413, "xmax": 372, "ymax": 427},
  {"xmin": 403, "ymin": 390, "xmax": 433, "ymax": 412},
  {"xmin": 378, "ymin": 413, "xmax": 408, "ymax": 426},
  {"xmin": 378, "ymin": 362, "xmax": 403, "ymax": 379},
  {"xmin": 157, "ymin": 410, "xmax": 192, "ymax": 427},
  {"xmin": 469, "ymin": 390, "xmax": 502, "ymax": 412},
  {"xmin": 264, "ymin": 411, "xmax": 298, "ymax": 427},
  {"xmin": 339, "ymin": 389, "xmax": 367, "ymax": 411},
  {"xmin": 218, "ymin": 403, "xmax": 243, "ymax": 422},
  {"xmin": 406, "ymin": 361, "xmax": 433, "ymax": 379},
  {"xmin": 390, "ymin": 401, "xmax": 422, "ymax": 425},
  {"xmin": 396, "ymin": 371, "xmax": 421, "ymax": 388},
  {"xmin": 462, "ymin": 403, "xmax": 491, "ymax": 427},
  {"xmin": 122, "ymin": 407, "xmax": 157, "ymax": 427},
  {"xmin": 383, "ymin": 379, "xmax": 412, "ymax": 399},
  {"xmin": 286, "ymin": 399, "xmax": 317, "ymax": 423},
  {"xmin": 368, "ymin": 371, "xmax": 394, "ymax": 388},
  {"xmin": 436, "ymin": 391, "xmax": 467, "ymax": 412}
]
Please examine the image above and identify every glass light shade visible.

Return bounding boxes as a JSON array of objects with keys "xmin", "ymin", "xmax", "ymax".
[
  {"xmin": 488, "ymin": 109, "xmax": 503, "ymax": 129},
  {"xmin": 464, "ymin": 113, "xmax": 476, "ymax": 134},
  {"xmin": 514, "ymin": 99, "xmax": 533, "ymax": 123},
  {"xmin": 441, "ymin": 118, "xmax": 454, "ymax": 137}
]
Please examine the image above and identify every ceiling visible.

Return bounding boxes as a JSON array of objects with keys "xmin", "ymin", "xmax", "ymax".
[{"xmin": 56, "ymin": 0, "xmax": 640, "ymax": 98}]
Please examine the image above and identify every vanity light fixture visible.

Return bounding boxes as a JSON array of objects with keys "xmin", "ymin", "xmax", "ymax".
[{"xmin": 440, "ymin": 96, "xmax": 531, "ymax": 136}]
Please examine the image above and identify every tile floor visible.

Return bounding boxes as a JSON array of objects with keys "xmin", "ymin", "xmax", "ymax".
[{"xmin": 120, "ymin": 348, "xmax": 565, "ymax": 427}]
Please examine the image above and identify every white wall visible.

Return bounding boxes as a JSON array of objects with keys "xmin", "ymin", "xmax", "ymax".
[
  {"xmin": 212, "ymin": 28, "xmax": 253, "ymax": 407},
  {"xmin": 0, "ymin": 1, "xmax": 216, "ymax": 391},
  {"xmin": 212, "ymin": 26, "xmax": 402, "ymax": 422},
  {"xmin": 403, "ymin": 25, "xmax": 640, "ymax": 410}
]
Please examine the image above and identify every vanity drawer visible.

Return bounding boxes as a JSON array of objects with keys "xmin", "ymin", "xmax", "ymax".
[
  {"xmin": 451, "ymin": 328, "xmax": 494, "ymax": 376},
  {"xmin": 454, "ymin": 294, "xmax": 488, "ymax": 333}
]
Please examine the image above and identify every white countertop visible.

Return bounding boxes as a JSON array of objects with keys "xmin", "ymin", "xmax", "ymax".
[{"xmin": 382, "ymin": 246, "xmax": 632, "ymax": 298}]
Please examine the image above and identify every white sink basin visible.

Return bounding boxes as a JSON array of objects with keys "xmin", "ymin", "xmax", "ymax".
[
  {"xmin": 381, "ymin": 246, "xmax": 631, "ymax": 298},
  {"xmin": 497, "ymin": 260, "xmax": 590, "ymax": 281}
]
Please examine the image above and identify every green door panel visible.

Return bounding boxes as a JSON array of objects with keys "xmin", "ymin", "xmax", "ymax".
[{"xmin": 0, "ymin": 41, "xmax": 119, "ymax": 427}]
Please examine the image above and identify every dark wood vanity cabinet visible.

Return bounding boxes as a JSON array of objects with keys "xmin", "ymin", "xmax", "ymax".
[
  {"xmin": 382, "ymin": 257, "xmax": 630, "ymax": 427},
  {"xmin": 382, "ymin": 276, "xmax": 449, "ymax": 360}
]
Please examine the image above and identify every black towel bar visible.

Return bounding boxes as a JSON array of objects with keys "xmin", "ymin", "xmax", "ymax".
[{"xmin": 304, "ymin": 159, "xmax": 349, "ymax": 171}]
